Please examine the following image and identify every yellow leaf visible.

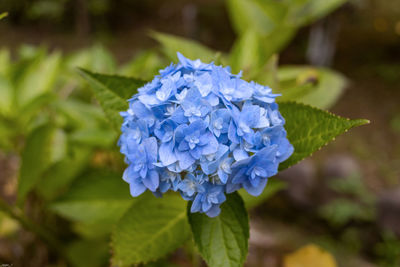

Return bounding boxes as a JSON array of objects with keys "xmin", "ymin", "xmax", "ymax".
[{"xmin": 283, "ymin": 244, "xmax": 337, "ymax": 267}]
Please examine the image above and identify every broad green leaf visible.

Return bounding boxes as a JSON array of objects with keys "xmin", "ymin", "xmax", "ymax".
[
  {"xmin": 55, "ymin": 99, "xmax": 107, "ymax": 128},
  {"xmin": 278, "ymin": 102, "xmax": 369, "ymax": 170},
  {"xmin": 78, "ymin": 69, "xmax": 146, "ymax": 130},
  {"xmin": 65, "ymin": 45, "xmax": 116, "ymax": 73},
  {"xmin": 51, "ymin": 170, "xmax": 133, "ymax": 225},
  {"xmin": 230, "ymin": 30, "xmax": 264, "ymax": 76},
  {"xmin": 150, "ymin": 31, "xmax": 220, "ymax": 63},
  {"xmin": 66, "ymin": 239, "xmax": 109, "ymax": 267},
  {"xmin": 188, "ymin": 192, "xmax": 249, "ymax": 267},
  {"xmin": 226, "ymin": 0, "xmax": 275, "ymax": 36},
  {"xmin": 16, "ymin": 51, "xmax": 61, "ymax": 108},
  {"xmin": 239, "ymin": 178, "xmax": 287, "ymax": 209},
  {"xmin": 0, "ymin": 49, "xmax": 10, "ymax": 75},
  {"xmin": 287, "ymin": 0, "xmax": 347, "ymax": 27},
  {"xmin": 120, "ymin": 50, "xmax": 165, "ymax": 80},
  {"xmin": 18, "ymin": 125, "xmax": 67, "ymax": 202},
  {"xmin": 0, "ymin": 75, "xmax": 13, "ymax": 116},
  {"xmin": 253, "ymin": 0, "xmax": 288, "ymax": 25},
  {"xmin": 259, "ymin": 26, "xmax": 296, "ymax": 61},
  {"xmin": 36, "ymin": 146, "xmax": 92, "ymax": 200},
  {"xmin": 227, "ymin": 0, "xmax": 296, "ymax": 58},
  {"xmin": 278, "ymin": 66, "xmax": 348, "ymax": 109},
  {"xmin": 69, "ymin": 128, "xmax": 116, "ymax": 148},
  {"xmin": 253, "ymin": 54, "xmax": 279, "ymax": 89},
  {"xmin": 112, "ymin": 192, "xmax": 190, "ymax": 266}
]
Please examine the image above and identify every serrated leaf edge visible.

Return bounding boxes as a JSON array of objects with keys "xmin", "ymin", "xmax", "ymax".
[{"xmin": 278, "ymin": 101, "xmax": 369, "ymax": 171}]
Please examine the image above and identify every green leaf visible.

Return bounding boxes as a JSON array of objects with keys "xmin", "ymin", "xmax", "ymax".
[
  {"xmin": 188, "ymin": 192, "xmax": 249, "ymax": 267},
  {"xmin": 69, "ymin": 128, "xmax": 116, "ymax": 148},
  {"xmin": 287, "ymin": 0, "xmax": 348, "ymax": 27},
  {"xmin": 0, "ymin": 74, "xmax": 13, "ymax": 116},
  {"xmin": 226, "ymin": 0, "xmax": 276, "ymax": 36},
  {"xmin": 18, "ymin": 125, "xmax": 67, "ymax": 202},
  {"xmin": 258, "ymin": 26, "xmax": 296, "ymax": 61},
  {"xmin": 120, "ymin": 50, "xmax": 165, "ymax": 80},
  {"xmin": 78, "ymin": 69, "xmax": 146, "ymax": 130},
  {"xmin": 278, "ymin": 102, "xmax": 369, "ymax": 170},
  {"xmin": 111, "ymin": 192, "xmax": 190, "ymax": 266},
  {"xmin": 16, "ymin": 51, "xmax": 61, "ymax": 108},
  {"xmin": 150, "ymin": 31, "xmax": 220, "ymax": 63},
  {"xmin": 319, "ymin": 199, "xmax": 374, "ymax": 227},
  {"xmin": 230, "ymin": 30, "xmax": 264, "ymax": 76},
  {"xmin": 66, "ymin": 45, "xmax": 117, "ymax": 74},
  {"xmin": 55, "ymin": 99, "xmax": 107, "ymax": 128},
  {"xmin": 253, "ymin": 54, "xmax": 279, "ymax": 89},
  {"xmin": 66, "ymin": 239, "xmax": 109, "ymax": 267},
  {"xmin": 277, "ymin": 66, "xmax": 348, "ymax": 109},
  {"xmin": 51, "ymin": 170, "xmax": 133, "ymax": 225},
  {"xmin": 0, "ymin": 49, "xmax": 10, "ymax": 75},
  {"xmin": 36, "ymin": 146, "xmax": 92, "ymax": 200},
  {"xmin": 239, "ymin": 178, "xmax": 287, "ymax": 209}
]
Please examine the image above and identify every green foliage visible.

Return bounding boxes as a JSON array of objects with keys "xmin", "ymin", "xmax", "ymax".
[
  {"xmin": 188, "ymin": 192, "xmax": 249, "ymax": 267},
  {"xmin": 277, "ymin": 66, "xmax": 348, "ymax": 109},
  {"xmin": 36, "ymin": 147, "xmax": 92, "ymax": 200},
  {"xmin": 78, "ymin": 69, "xmax": 146, "ymax": 130},
  {"xmin": 65, "ymin": 45, "xmax": 117, "ymax": 74},
  {"xmin": 278, "ymin": 102, "xmax": 369, "ymax": 170},
  {"xmin": 319, "ymin": 173, "xmax": 375, "ymax": 227},
  {"xmin": 150, "ymin": 31, "xmax": 222, "ymax": 63},
  {"xmin": 51, "ymin": 170, "xmax": 133, "ymax": 226},
  {"xmin": 66, "ymin": 239, "xmax": 109, "ymax": 267},
  {"xmin": 230, "ymin": 30, "xmax": 265, "ymax": 75},
  {"xmin": 120, "ymin": 50, "xmax": 166, "ymax": 80},
  {"xmin": 18, "ymin": 124, "xmax": 67, "ymax": 203},
  {"xmin": 16, "ymin": 50, "xmax": 61, "ymax": 108},
  {"xmin": 375, "ymin": 232, "xmax": 400, "ymax": 267},
  {"xmin": 319, "ymin": 199, "xmax": 374, "ymax": 227},
  {"xmin": 226, "ymin": 0, "xmax": 347, "ymax": 56},
  {"xmin": 111, "ymin": 192, "xmax": 190, "ymax": 266}
]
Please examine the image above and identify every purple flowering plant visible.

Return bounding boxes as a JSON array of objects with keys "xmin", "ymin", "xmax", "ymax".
[{"xmin": 118, "ymin": 53, "xmax": 294, "ymax": 217}]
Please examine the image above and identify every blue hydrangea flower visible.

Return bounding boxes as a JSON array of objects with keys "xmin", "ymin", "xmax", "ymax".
[{"xmin": 118, "ymin": 52, "xmax": 293, "ymax": 217}]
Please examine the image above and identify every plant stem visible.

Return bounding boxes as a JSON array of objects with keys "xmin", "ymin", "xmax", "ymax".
[{"xmin": 0, "ymin": 198, "xmax": 65, "ymax": 258}]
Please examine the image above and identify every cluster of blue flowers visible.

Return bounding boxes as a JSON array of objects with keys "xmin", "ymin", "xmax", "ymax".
[{"xmin": 118, "ymin": 53, "xmax": 293, "ymax": 217}]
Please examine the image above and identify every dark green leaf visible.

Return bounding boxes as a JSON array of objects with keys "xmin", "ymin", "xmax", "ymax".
[
  {"xmin": 78, "ymin": 69, "xmax": 146, "ymax": 130},
  {"xmin": 188, "ymin": 192, "xmax": 249, "ymax": 267},
  {"xmin": 278, "ymin": 102, "xmax": 369, "ymax": 170},
  {"xmin": 36, "ymin": 146, "xmax": 92, "ymax": 200},
  {"xmin": 18, "ymin": 125, "xmax": 67, "ymax": 203},
  {"xmin": 51, "ymin": 170, "xmax": 133, "ymax": 225},
  {"xmin": 66, "ymin": 239, "xmax": 109, "ymax": 267},
  {"xmin": 111, "ymin": 192, "xmax": 190, "ymax": 266}
]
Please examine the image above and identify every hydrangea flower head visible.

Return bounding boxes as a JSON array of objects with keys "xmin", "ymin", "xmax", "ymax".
[{"xmin": 118, "ymin": 53, "xmax": 293, "ymax": 217}]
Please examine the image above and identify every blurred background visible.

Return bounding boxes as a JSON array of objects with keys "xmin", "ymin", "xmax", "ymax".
[{"xmin": 0, "ymin": 0, "xmax": 399, "ymax": 266}]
